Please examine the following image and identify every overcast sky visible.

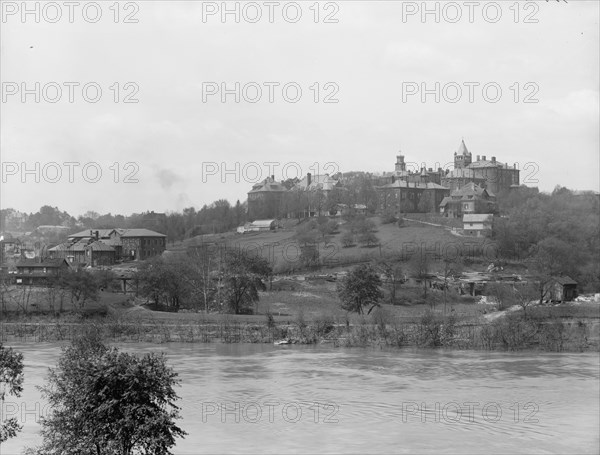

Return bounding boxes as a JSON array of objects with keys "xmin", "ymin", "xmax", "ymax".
[{"xmin": 1, "ymin": 0, "xmax": 598, "ymax": 216}]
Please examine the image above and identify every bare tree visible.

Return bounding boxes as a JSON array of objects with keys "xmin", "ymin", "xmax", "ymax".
[{"xmin": 376, "ymin": 258, "xmax": 403, "ymax": 304}]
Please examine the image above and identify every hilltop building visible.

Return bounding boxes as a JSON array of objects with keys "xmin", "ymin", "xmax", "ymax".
[
  {"xmin": 439, "ymin": 182, "xmax": 496, "ymax": 218},
  {"xmin": 247, "ymin": 176, "xmax": 288, "ymax": 220},
  {"xmin": 443, "ymin": 140, "xmax": 520, "ymax": 194}
]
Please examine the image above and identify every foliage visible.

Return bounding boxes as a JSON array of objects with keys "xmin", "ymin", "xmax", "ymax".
[
  {"xmin": 409, "ymin": 252, "xmax": 431, "ymax": 301},
  {"xmin": 295, "ymin": 220, "xmax": 320, "ymax": 245},
  {"xmin": 494, "ymin": 186, "xmax": 599, "ymax": 291},
  {"xmin": 340, "ymin": 231, "xmax": 355, "ymax": 248},
  {"xmin": 299, "ymin": 244, "xmax": 320, "ymax": 268},
  {"xmin": 59, "ymin": 269, "xmax": 100, "ymax": 309},
  {"xmin": 135, "ymin": 257, "xmax": 193, "ymax": 309},
  {"xmin": 37, "ymin": 332, "xmax": 186, "ymax": 455},
  {"xmin": 221, "ymin": 249, "xmax": 272, "ymax": 314},
  {"xmin": 337, "ymin": 264, "xmax": 383, "ymax": 314},
  {"xmin": 376, "ymin": 258, "xmax": 404, "ymax": 304},
  {"xmin": 0, "ymin": 343, "xmax": 24, "ymax": 443},
  {"xmin": 417, "ymin": 191, "xmax": 434, "ymax": 213},
  {"xmin": 487, "ymin": 282, "xmax": 539, "ymax": 316}
]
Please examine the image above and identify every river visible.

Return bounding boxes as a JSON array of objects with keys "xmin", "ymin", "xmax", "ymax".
[{"xmin": 1, "ymin": 342, "xmax": 599, "ymax": 454}]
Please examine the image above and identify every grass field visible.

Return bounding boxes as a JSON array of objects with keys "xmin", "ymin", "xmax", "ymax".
[{"xmin": 174, "ymin": 217, "xmax": 492, "ymax": 273}]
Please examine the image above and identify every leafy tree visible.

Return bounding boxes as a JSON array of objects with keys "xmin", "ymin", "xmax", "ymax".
[
  {"xmin": 337, "ymin": 264, "xmax": 383, "ymax": 314},
  {"xmin": 317, "ymin": 219, "xmax": 338, "ymax": 239},
  {"xmin": 222, "ymin": 249, "xmax": 272, "ymax": 314},
  {"xmin": 358, "ymin": 231, "xmax": 379, "ymax": 248},
  {"xmin": 295, "ymin": 220, "xmax": 320, "ymax": 246},
  {"xmin": 0, "ymin": 343, "xmax": 24, "ymax": 443},
  {"xmin": 37, "ymin": 333, "xmax": 186, "ymax": 455},
  {"xmin": 135, "ymin": 257, "xmax": 192, "ymax": 309},
  {"xmin": 59, "ymin": 269, "xmax": 100, "ymax": 309},
  {"xmin": 300, "ymin": 244, "xmax": 320, "ymax": 269},
  {"xmin": 341, "ymin": 231, "xmax": 355, "ymax": 248}
]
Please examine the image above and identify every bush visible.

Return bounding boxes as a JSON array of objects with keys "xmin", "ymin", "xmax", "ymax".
[
  {"xmin": 381, "ymin": 212, "xmax": 398, "ymax": 224},
  {"xmin": 358, "ymin": 231, "xmax": 379, "ymax": 247},
  {"xmin": 341, "ymin": 231, "xmax": 355, "ymax": 248}
]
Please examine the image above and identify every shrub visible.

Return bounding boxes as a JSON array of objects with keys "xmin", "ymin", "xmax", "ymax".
[{"xmin": 341, "ymin": 231, "xmax": 355, "ymax": 248}]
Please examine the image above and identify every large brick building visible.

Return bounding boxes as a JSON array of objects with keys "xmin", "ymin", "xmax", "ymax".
[
  {"xmin": 446, "ymin": 140, "xmax": 520, "ymax": 194},
  {"xmin": 377, "ymin": 179, "xmax": 450, "ymax": 214},
  {"xmin": 121, "ymin": 229, "xmax": 166, "ymax": 261},
  {"xmin": 247, "ymin": 176, "xmax": 288, "ymax": 220}
]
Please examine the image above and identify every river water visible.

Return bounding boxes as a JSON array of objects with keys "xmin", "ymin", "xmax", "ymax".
[{"xmin": 1, "ymin": 342, "xmax": 599, "ymax": 454}]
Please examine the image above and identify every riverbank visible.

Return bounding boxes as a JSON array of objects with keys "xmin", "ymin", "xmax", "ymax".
[{"xmin": 2, "ymin": 309, "xmax": 599, "ymax": 352}]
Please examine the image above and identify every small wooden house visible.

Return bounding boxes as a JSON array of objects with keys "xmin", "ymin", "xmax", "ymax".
[
  {"xmin": 544, "ymin": 276, "xmax": 578, "ymax": 302},
  {"xmin": 15, "ymin": 258, "xmax": 70, "ymax": 285}
]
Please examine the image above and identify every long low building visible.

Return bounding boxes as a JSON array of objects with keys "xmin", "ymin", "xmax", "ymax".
[{"xmin": 50, "ymin": 228, "xmax": 167, "ymax": 263}]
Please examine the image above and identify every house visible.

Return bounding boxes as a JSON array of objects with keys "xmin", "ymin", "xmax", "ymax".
[
  {"xmin": 544, "ymin": 276, "xmax": 578, "ymax": 302},
  {"xmin": 48, "ymin": 238, "xmax": 117, "ymax": 267},
  {"xmin": 120, "ymin": 229, "xmax": 166, "ymax": 261},
  {"xmin": 290, "ymin": 173, "xmax": 342, "ymax": 218},
  {"xmin": 0, "ymin": 236, "xmax": 22, "ymax": 264},
  {"xmin": 462, "ymin": 214, "xmax": 493, "ymax": 237},
  {"xmin": 330, "ymin": 203, "xmax": 369, "ymax": 217},
  {"xmin": 247, "ymin": 176, "xmax": 288, "ymax": 220},
  {"xmin": 68, "ymin": 229, "xmax": 125, "ymax": 259},
  {"xmin": 15, "ymin": 258, "xmax": 70, "ymax": 285},
  {"xmin": 440, "ymin": 182, "xmax": 496, "ymax": 218},
  {"xmin": 239, "ymin": 220, "xmax": 276, "ymax": 233}
]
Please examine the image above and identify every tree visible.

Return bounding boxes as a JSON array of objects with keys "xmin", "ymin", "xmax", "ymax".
[
  {"xmin": 337, "ymin": 264, "xmax": 383, "ymax": 314},
  {"xmin": 409, "ymin": 251, "xmax": 431, "ymax": 302},
  {"xmin": 222, "ymin": 249, "xmax": 272, "ymax": 314},
  {"xmin": 376, "ymin": 258, "xmax": 403, "ymax": 304},
  {"xmin": 488, "ymin": 282, "xmax": 538, "ymax": 316},
  {"xmin": 37, "ymin": 333, "xmax": 186, "ymax": 455},
  {"xmin": 530, "ymin": 237, "xmax": 578, "ymax": 304},
  {"xmin": 59, "ymin": 269, "xmax": 100, "ymax": 309},
  {"xmin": 358, "ymin": 231, "xmax": 379, "ymax": 248},
  {"xmin": 184, "ymin": 245, "xmax": 221, "ymax": 313},
  {"xmin": 135, "ymin": 257, "xmax": 193, "ymax": 309},
  {"xmin": 0, "ymin": 343, "xmax": 24, "ymax": 443},
  {"xmin": 341, "ymin": 231, "xmax": 355, "ymax": 248},
  {"xmin": 441, "ymin": 257, "xmax": 462, "ymax": 313}
]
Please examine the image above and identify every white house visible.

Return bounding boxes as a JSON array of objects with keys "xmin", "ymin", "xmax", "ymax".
[
  {"xmin": 238, "ymin": 219, "xmax": 276, "ymax": 233},
  {"xmin": 462, "ymin": 214, "xmax": 493, "ymax": 237}
]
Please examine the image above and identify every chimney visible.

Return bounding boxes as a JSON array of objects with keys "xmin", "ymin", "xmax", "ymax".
[
  {"xmin": 476, "ymin": 155, "xmax": 480, "ymax": 161},
  {"xmin": 491, "ymin": 156, "xmax": 496, "ymax": 163},
  {"xmin": 482, "ymin": 155, "xmax": 486, "ymax": 161},
  {"xmin": 95, "ymin": 230, "xmax": 99, "ymax": 240},
  {"xmin": 307, "ymin": 173, "xmax": 312, "ymax": 186},
  {"xmin": 391, "ymin": 176, "xmax": 395, "ymax": 184}
]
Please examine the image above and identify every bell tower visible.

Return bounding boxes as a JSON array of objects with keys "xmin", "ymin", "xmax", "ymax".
[{"xmin": 454, "ymin": 139, "xmax": 472, "ymax": 169}]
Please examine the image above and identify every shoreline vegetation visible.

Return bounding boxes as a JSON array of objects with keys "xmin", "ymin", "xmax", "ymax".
[{"xmin": 2, "ymin": 308, "xmax": 598, "ymax": 352}]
